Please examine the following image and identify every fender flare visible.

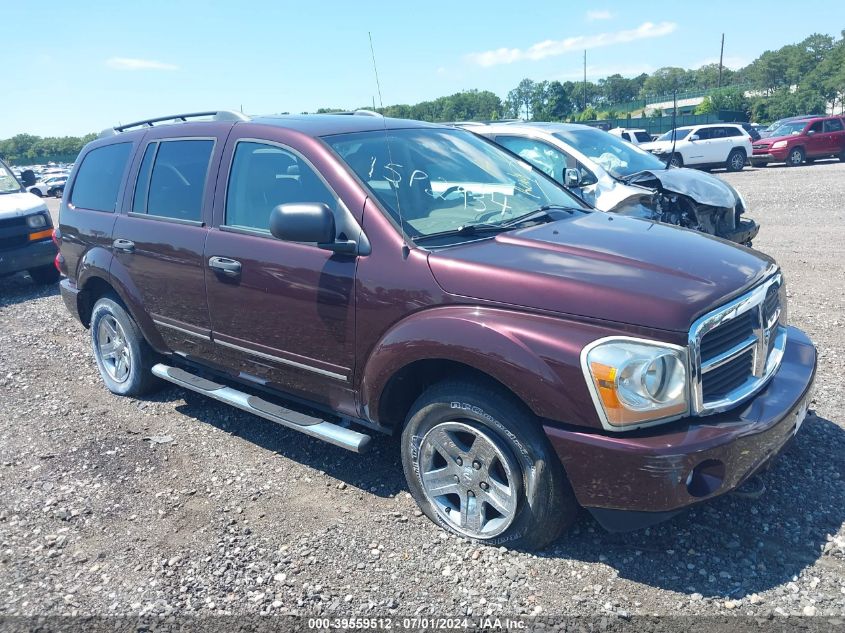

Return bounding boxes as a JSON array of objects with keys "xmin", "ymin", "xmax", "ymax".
[{"xmin": 360, "ymin": 306, "xmax": 606, "ymax": 429}]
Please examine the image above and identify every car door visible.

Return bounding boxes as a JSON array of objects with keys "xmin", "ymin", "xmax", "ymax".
[
  {"xmin": 685, "ymin": 127, "xmax": 710, "ymax": 164},
  {"xmin": 709, "ymin": 127, "xmax": 734, "ymax": 164},
  {"xmin": 804, "ymin": 120, "xmax": 826, "ymax": 157},
  {"xmin": 204, "ymin": 135, "xmax": 359, "ymax": 407},
  {"xmin": 111, "ymin": 132, "xmax": 222, "ymax": 360},
  {"xmin": 823, "ymin": 118, "xmax": 845, "ymax": 156}
]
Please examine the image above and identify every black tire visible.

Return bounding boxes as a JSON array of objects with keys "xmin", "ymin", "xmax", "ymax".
[
  {"xmin": 90, "ymin": 295, "xmax": 162, "ymax": 396},
  {"xmin": 839, "ymin": 150, "xmax": 845, "ymax": 162},
  {"xmin": 668, "ymin": 153, "xmax": 683, "ymax": 168},
  {"xmin": 401, "ymin": 380, "xmax": 580, "ymax": 550},
  {"xmin": 786, "ymin": 147, "xmax": 804, "ymax": 167},
  {"xmin": 28, "ymin": 264, "xmax": 60, "ymax": 285},
  {"xmin": 726, "ymin": 148, "xmax": 746, "ymax": 172},
  {"xmin": 54, "ymin": 188, "xmax": 64, "ymax": 198}
]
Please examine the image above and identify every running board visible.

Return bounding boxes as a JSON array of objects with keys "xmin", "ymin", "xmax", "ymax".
[{"xmin": 152, "ymin": 363, "xmax": 371, "ymax": 453}]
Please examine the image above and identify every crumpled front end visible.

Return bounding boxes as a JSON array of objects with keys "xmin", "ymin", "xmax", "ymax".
[{"xmin": 616, "ymin": 169, "xmax": 759, "ymax": 245}]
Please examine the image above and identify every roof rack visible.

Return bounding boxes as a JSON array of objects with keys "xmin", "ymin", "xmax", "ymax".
[
  {"xmin": 98, "ymin": 110, "xmax": 250, "ymax": 138},
  {"xmin": 331, "ymin": 109, "xmax": 384, "ymax": 117}
]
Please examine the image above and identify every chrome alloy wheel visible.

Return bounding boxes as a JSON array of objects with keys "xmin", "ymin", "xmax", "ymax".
[
  {"xmin": 730, "ymin": 152, "xmax": 745, "ymax": 171},
  {"xmin": 96, "ymin": 314, "xmax": 131, "ymax": 383},
  {"xmin": 418, "ymin": 421, "xmax": 520, "ymax": 539}
]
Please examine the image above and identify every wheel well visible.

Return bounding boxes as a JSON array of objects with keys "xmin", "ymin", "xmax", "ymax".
[
  {"xmin": 376, "ymin": 359, "xmax": 529, "ymax": 432},
  {"xmin": 78, "ymin": 277, "xmax": 116, "ymax": 327}
]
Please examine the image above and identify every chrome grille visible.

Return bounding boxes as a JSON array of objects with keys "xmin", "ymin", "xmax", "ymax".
[{"xmin": 690, "ymin": 272, "xmax": 787, "ymax": 415}]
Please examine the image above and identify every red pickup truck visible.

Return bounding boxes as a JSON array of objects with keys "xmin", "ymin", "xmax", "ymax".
[{"xmin": 752, "ymin": 115, "xmax": 845, "ymax": 167}]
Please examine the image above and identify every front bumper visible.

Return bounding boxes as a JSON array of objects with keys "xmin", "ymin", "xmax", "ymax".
[
  {"xmin": 544, "ymin": 326, "xmax": 816, "ymax": 531},
  {"xmin": 722, "ymin": 218, "xmax": 759, "ymax": 244},
  {"xmin": 752, "ymin": 150, "xmax": 787, "ymax": 163},
  {"xmin": 0, "ymin": 239, "xmax": 57, "ymax": 276}
]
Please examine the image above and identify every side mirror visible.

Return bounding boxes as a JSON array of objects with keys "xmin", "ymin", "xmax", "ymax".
[
  {"xmin": 806, "ymin": 130, "xmax": 816, "ymax": 136},
  {"xmin": 563, "ymin": 168, "xmax": 582, "ymax": 188},
  {"xmin": 269, "ymin": 203, "xmax": 356, "ymax": 254},
  {"xmin": 688, "ymin": 134, "xmax": 700, "ymax": 142},
  {"xmin": 21, "ymin": 170, "xmax": 36, "ymax": 187}
]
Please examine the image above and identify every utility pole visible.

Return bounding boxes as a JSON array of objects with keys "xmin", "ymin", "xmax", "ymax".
[
  {"xmin": 583, "ymin": 50, "xmax": 587, "ymax": 112},
  {"xmin": 718, "ymin": 33, "xmax": 725, "ymax": 89}
]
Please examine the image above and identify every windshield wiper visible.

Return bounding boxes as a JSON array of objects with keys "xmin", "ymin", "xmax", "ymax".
[{"xmin": 412, "ymin": 205, "xmax": 573, "ymax": 245}]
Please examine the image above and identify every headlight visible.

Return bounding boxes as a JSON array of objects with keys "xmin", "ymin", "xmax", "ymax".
[
  {"xmin": 581, "ymin": 337, "xmax": 688, "ymax": 430},
  {"xmin": 772, "ymin": 140, "xmax": 787, "ymax": 149},
  {"xmin": 26, "ymin": 214, "xmax": 48, "ymax": 229}
]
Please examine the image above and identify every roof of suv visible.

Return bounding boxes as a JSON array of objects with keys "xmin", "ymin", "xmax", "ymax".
[{"xmin": 99, "ymin": 111, "xmax": 442, "ymax": 140}]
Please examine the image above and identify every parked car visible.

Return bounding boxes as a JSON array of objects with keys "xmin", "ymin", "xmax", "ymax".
[
  {"xmin": 0, "ymin": 157, "xmax": 60, "ymax": 284},
  {"xmin": 57, "ymin": 111, "xmax": 815, "ymax": 549},
  {"xmin": 470, "ymin": 122, "xmax": 758, "ymax": 245},
  {"xmin": 28, "ymin": 175, "xmax": 68, "ymax": 197},
  {"xmin": 639, "ymin": 124, "xmax": 753, "ymax": 171},
  {"xmin": 608, "ymin": 127, "xmax": 651, "ymax": 145},
  {"xmin": 751, "ymin": 115, "xmax": 845, "ymax": 167}
]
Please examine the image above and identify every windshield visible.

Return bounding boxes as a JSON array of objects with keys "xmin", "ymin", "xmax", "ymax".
[
  {"xmin": 771, "ymin": 121, "xmax": 809, "ymax": 137},
  {"xmin": 324, "ymin": 128, "xmax": 585, "ymax": 239},
  {"xmin": 656, "ymin": 128, "xmax": 692, "ymax": 142},
  {"xmin": 0, "ymin": 161, "xmax": 22, "ymax": 194},
  {"xmin": 551, "ymin": 127, "xmax": 667, "ymax": 179}
]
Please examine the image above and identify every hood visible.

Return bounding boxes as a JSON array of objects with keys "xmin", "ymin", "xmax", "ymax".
[
  {"xmin": 0, "ymin": 192, "xmax": 49, "ymax": 219},
  {"xmin": 626, "ymin": 167, "xmax": 739, "ymax": 208},
  {"xmin": 639, "ymin": 140, "xmax": 671, "ymax": 152},
  {"xmin": 427, "ymin": 212, "xmax": 775, "ymax": 332},
  {"xmin": 753, "ymin": 134, "xmax": 792, "ymax": 146}
]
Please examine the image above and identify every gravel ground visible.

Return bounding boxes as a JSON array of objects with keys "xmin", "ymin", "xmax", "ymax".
[{"xmin": 1, "ymin": 162, "xmax": 844, "ymax": 625}]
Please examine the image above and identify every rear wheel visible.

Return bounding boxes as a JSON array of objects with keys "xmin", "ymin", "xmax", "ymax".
[
  {"xmin": 401, "ymin": 380, "xmax": 580, "ymax": 550},
  {"xmin": 28, "ymin": 264, "xmax": 60, "ymax": 285},
  {"xmin": 726, "ymin": 149, "xmax": 746, "ymax": 172},
  {"xmin": 90, "ymin": 295, "xmax": 162, "ymax": 396},
  {"xmin": 786, "ymin": 147, "xmax": 804, "ymax": 167}
]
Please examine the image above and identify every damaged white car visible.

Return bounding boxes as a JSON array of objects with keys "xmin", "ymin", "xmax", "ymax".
[{"xmin": 469, "ymin": 122, "xmax": 759, "ymax": 246}]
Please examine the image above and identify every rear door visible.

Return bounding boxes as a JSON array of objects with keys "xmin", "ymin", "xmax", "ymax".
[
  {"xmin": 204, "ymin": 131, "xmax": 360, "ymax": 407},
  {"xmin": 111, "ymin": 129, "xmax": 223, "ymax": 359}
]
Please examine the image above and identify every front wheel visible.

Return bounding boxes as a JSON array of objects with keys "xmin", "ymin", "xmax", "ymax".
[
  {"xmin": 401, "ymin": 380, "xmax": 580, "ymax": 550},
  {"xmin": 668, "ymin": 153, "xmax": 683, "ymax": 168},
  {"xmin": 726, "ymin": 149, "xmax": 746, "ymax": 172},
  {"xmin": 786, "ymin": 147, "xmax": 804, "ymax": 167},
  {"xmin": 90, "ymin": 295, "xmax": 162, "ymax": 396}
]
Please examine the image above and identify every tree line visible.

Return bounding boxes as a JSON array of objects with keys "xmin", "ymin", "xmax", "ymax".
[{"xmin": 3, "ymin": 31, "xmax": 844, "ymax": 165}]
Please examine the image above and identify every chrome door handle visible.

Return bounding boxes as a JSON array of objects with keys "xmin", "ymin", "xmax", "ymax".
[
  {"xmin": 208, "ymin": 256, "xmax": 242, "ymax": 277},
  {"xmin": 112, "ymin": 238, "xmax": 135, "ymax": 253}
]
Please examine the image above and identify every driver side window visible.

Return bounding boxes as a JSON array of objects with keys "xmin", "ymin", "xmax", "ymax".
[
  {"xmin": 225, "ymin": 141, "xmax": 337, "ymax": 233},
  {"xmin": 495, "ymin": 136, "xmax": 597, "ymax": 187}
]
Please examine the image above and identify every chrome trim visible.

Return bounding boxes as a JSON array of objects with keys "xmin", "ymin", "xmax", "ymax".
[
  {"xmin": 153, "ymin": 319, "xmax": 211, "ymax": 341},
  {"xmin": 214, "ymin": 338, "xmax": 347, "ymax": 381},
  {"xmin": 700, "ymin": 334, "xmax": 757, "ymax": 372},
  {"xmin": 579, "ymin": 335, "xmax": 690, "ymax": 433},
  {"xmin": 689, "ymin": 271, "xmax": 786, "ymax": 415}
]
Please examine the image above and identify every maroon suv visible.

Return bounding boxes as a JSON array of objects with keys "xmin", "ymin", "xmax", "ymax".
[
  {"xmin": 751, "ymin": 115, "xmax": 845, "ymax": 167},
  {"xmin": 57, "ymin": 111, "xmax": 816, "ymax": 549}
]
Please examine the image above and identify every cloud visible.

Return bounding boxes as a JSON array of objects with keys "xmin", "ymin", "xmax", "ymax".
[
  {"xmin": 106, "ymin": 57, "xmax": 179, "ymax": 71},
  {"xmin": 586, "ymin": 10, "xmax": 614, "ymax": 21},
  {"xmin": 467, "ymin": 21, "xmax": 678, "ymax": 67}
]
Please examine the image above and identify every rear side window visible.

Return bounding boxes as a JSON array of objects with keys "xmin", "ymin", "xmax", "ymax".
[
  {"xmin": 824, "ymin": 118, "xmax": 844, "ymax": 133},
  {"xmin": 133, "ymin": 139, "xmax": 214, "ymax": 222},
  {"xmin": 225, "ymin": 141, "xmax": 337, "ymax": 233},
  {"xmin": 70, "ymin": 143, "xmax": 132, "ymax": 212},
  {"xmin": 634, "ymin": 131, "xmax": 651, "ymax": 143}
]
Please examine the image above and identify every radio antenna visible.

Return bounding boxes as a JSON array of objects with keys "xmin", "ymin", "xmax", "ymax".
[
  {"xmin": 368, "ymin": 32, "xmax": 409, "ymax": 258},
  {"xmin": 666, "ymin": 88, "xmax": 677, "ymax": 170}
]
